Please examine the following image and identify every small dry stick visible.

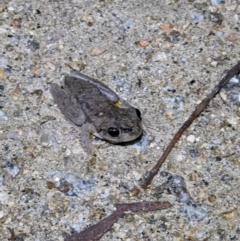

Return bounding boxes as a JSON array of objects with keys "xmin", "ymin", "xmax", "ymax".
[
  {"xmin": 115, "ymin": 201, "xmax": 172, "ymax": 212},
  {"xmin": 65, "ymin": 211, "xmax": 125, "ymax": 241},
  {"xmin": 65, "ymin": 201, "xmax": 172, "ymax": 241},
  {"xmin": 141, "ymin": 61, "xmax": 240, "ymax": 189}
]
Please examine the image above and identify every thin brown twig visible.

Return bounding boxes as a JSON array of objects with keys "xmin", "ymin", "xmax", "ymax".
[
  {"xmin": 65, "ymin": 201, "xmax": 172, "ymax": 241},
  {"xmin": 141, "ymin": 61, "xmax": 240, "ymax": 189}
]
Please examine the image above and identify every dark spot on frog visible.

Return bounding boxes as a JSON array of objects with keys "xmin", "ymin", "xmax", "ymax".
[
  {"xmin": 82, "ymin": 102, "xmax": 91, "ymax": 110},
  {"xmin": 121, "ymin": 127, "xmax": 133, "ymax": 133}
]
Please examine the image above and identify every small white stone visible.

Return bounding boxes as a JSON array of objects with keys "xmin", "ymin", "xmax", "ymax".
[
  {"xmin": 187, "ymin": 134, "xmax": 195, "ymax": 143},
  {"xmin": 176, "ymin": 153, "xmax": 185, "ymax": 161},
  {"xmin": 8, "ymin": 201, "xmax": 15, "ymax": 207},
  {"xmin": 132, "ymin": 171, "xmax": 142, "ymax": 180},
  {"xmin": 54, "ymin": 177, "xmax": 60, "ymax": 182},
  {"xmin": 58, "ymin": 44, "xmax": 64, "ymax": 50},
  {"xmin": 151, "ymin": 51, "xmax": 168, "ymax": 62},
  {"xmin": 0, "ymin": 27, "xmax": 8, "ymax": 34},
  {"xmin": 181, "ymin": 57, "xmax": 188, "ymax": 63},
  {"xmin": 225, "ymin": 5, "xmax": 237, "ymax": 11},
  {"xmin": 113, "ymin": 222, "xmax": 121, "ymax": 231},
  {"xmin": 65, "ymin": 149, "xmax": 71, "ymax": 156},
  {"xmin": 210, "ymin": 61, "xmax": 218, "ymax": 67},
  {"xmin": 0, "ymin": 211, "xmax": 5, "ymax": 219},
  {"xmin": 7, "ymin": 6, "xmax": 15, "ymax": 11},
  {"xmin": 211, "ymin": 0, "xmax": 224, "ymax": 6},
  {"xmin": 229, "ymin": 76, "xmax": 239, "ymax": 84},
  {"xmin": 0, "ymin": 110, "xmax": 5, "ymax": 117},
  {"xmin": 0, "ymin": 190, "xmax": 9, "ymax": 204},
  {"xmin": 227, "ymin": 117, "xmax": 238, "ymax": 126}
]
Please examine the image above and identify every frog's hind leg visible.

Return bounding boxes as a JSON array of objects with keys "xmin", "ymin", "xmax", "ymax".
[{"xmin": 50, "ymin": 83, "xmax": 86, "ymax": 126}]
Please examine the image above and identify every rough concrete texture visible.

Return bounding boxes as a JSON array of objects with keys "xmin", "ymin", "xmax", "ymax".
[{"xmin": 0, "ymin": 0, "xmax": 240, "ymax": 240}]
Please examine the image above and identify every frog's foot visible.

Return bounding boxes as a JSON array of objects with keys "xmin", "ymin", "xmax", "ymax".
[
  {"xmin": 81, "ymin": 123, "xmax": 100, "ymax": 158},
  {"xmin": 84, "ymin": 141, "xmax": 98, "ymax": 157}
]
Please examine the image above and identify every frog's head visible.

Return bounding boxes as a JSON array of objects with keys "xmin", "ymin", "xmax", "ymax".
[{"xmin": 98, "ymin": 107, "xmax": 143, "ymax": 144}]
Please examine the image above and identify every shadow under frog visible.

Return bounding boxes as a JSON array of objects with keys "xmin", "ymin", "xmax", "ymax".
[{"xmin": 50, "ymin": 70, "xmax": 143, "ymax": 155}]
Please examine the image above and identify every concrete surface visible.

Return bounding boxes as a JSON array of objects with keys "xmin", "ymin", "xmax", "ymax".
[{"xmin": 0, "ymin": 0, "xmax": 240, "ymax": 240}]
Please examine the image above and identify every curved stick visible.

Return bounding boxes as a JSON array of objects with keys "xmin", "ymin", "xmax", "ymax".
[{"xmin": 141, "ymin": 61, "xmax": 240, "ymax": 189}]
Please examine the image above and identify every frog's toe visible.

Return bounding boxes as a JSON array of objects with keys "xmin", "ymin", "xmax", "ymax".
[
  {"xmin": 85, "ymin": 144, "xmax": 102, "ymax": 165},
  {"xmin": 85, "ymin": 142, "xmax": 97, "ymax": 156}
]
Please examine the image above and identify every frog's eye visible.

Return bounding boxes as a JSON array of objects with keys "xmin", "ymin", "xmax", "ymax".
[
  {"xmin": 108, "ymin": 127, "xmax": 120, "ymax": 137},
  {"xmin": 135, "ymin": 108, "xmax": 142, "ymax": 120}
]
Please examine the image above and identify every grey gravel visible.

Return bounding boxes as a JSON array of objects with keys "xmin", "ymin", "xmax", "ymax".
[{"xmin": 0, "ymin": 0, "xmax": 240, "ymax": 241}]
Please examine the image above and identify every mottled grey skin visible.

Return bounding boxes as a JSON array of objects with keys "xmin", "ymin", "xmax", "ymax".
[{"xmin": 50, "ymin": 70, "xmax": 143, "ymax": 154}]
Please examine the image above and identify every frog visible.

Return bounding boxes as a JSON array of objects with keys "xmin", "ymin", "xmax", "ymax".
[{"xmin": 50, "ymin": 70, "xmax": 143, "ymax": 155}]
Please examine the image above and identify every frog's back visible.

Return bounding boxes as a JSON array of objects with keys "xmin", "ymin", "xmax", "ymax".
[{"xmin": 64, "ymin": 75, "xmax": 117, "ymax": 121}]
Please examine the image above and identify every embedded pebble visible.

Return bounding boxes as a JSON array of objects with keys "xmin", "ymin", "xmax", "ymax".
[
  {"xmin": 0, "ymin": 188, "xmax": 9, "ymax": 204},
  {"xmin": 7, "ymin": 6, "xmax": 15, "ymax": 11},
  {"xmin": 189, "ymin": 149, "xmax": 199, "ymax": 158},
  {"xmin": 210, "ymin": 61, "xmax": 218, "ymax": 67},
  {"xmin": 209, "ymin": 12, "xmax": 224, "ymax": 25},
  {"xmin": 225, "ymin": 33, "xmax": 240, "ymax": 44},
  {"xmin": 186, "ymin": 135, "xmax": 195, "ymax": 143},
  {"xmin": 190, "ymin": 13, "xmax": 204, "ymax": 21},
  {"xmin": 26, "ymin": 40, "xmax": 40, "ymax": 52},
  {"xmin": 159, "ymin": 23, "xmax": 172, "ymax": 34},
  {"xmin": 7, "ymin": 131, "xmax": 21, "ymax": 139},
  {"xmin": 165, "ymin": 110, "xmax": 174, "ymax": 120},
  {"xmin": 151, "ymin": 51, "xmax": 168, "ymax": 62},
  {"xmin": 0, "ymin": 211, "xmax": 5, "ymax": 219},
  {"xmin": 220, "ymin": 174, "xmax": 234, "ymax": 185},
  {"xmin": 210, "ymin": 0, "xmax": 224, "ymax": 5},
  {"xmin": 123, "ymin": 19, "xmax": 134, "ymax": 30},
  {"xmin": 65, "ymin": 149, "xmax": 71, "ymax": 156},
  {"xmin": 226, "ymin": 117, "xmax": 238, "ymax": 126},
  {"xmin": 0, "ymin": 110, "xmax": 5, "ymax": 117},
  {"xmin": 90, "ymin": 47, "xmax": 106, "ymax": 56},
  {"xmin": 2, "ymin": 163, "xmax": 20, "ymax": 178},
  {"xmin": 0, "ymin": 68, "xmax": 5, "ymax": 79},
  {"xmin": 138, "ymin": 39, "xmax": 149, "ymax": 48},
  {"xmin": 208, "ymin": 194, "xmax": 217, "ymax": 203},
  {"xmin": 157, "ymin": 172, "xmax": 208, "ymax": 220},
  {"xmin": 220, "ymin": 208, "xmax": 237, "ymax": 220}
]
